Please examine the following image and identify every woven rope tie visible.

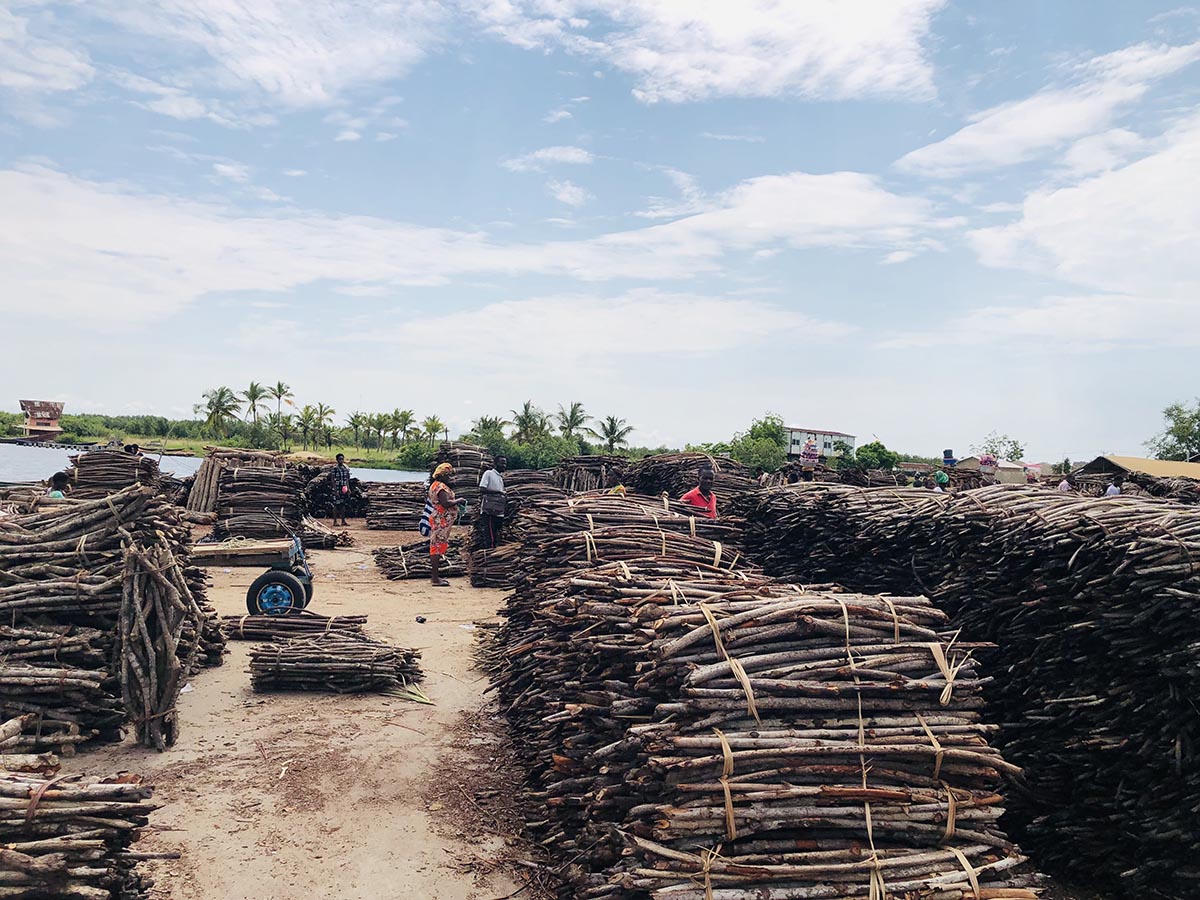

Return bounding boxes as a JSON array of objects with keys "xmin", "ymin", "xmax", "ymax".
[
  {"xmin": 916, "ymin": 712, "xmax": 945, "ymax": 781},
  {"xmin": 947, "ymin": 845, "xmax": 982, "ymax": 899},
  {"xmin": 714, "ymin": 728, "xmax": 737, "ymax": 840},
  {"xmin": 927, "ymin": 642, "xmax": 968, "ymax": 706},
  {"xmin": 941, "ymin": 781, "xmax": 958, "ymax": 844},
  {"xmin": 880, "ymin": 596, "xmax": 900, "ymax": 643},
  {"xmin": 712, "ymin": 540, "xmax": 722, "ymax": 568},
  {"xmin": 238, "ymin": 615, "xmax": 248, "ymax": 639}
]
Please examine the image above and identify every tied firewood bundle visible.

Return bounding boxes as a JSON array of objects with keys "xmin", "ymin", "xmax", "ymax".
[
  {"xmin": 67, "ymin": 451, "xmax": 160, "ymax": 500},
  {"xmin": 249, "ymin": 633, "xmax": 423, "ymax": 695},
  {"xmin": 554, "ymin": 456, "xmax": 630, "ymax": 493},
  {"xmin": 374, "ymin": 540, "xmax": 465, "ymax": 580},
  {"xmin": 0, "ymin": 768, "xmax": 163, "ymax": 899},
  {"xmin": 1125, "ymin": 472, "xmax": 1200, "ymax": 504},
  {"xmin": 186, "ymin": 447, "xmax": 287, "ymax": 515},
  {"xmin": 466, "ymin": 543, "xmax": 522, "ymax": 588},
  {"xmin": 503, "ymin": 469, "xmax": 557, "ymax": 488},
  {"xmin": 219, "ymin": 612, "xmax": 367, "ymax": 642},
  {"xmin": 435, "ymin": 442, "xmax": 493, "ymax": 522},
  {"xmin": 364, "ymin": 481, "xmax": 427, "ymax": 530},
  {"xmin": 212, "ymin": 465, "xmax": 306, "ymax": 540},
  {"xmin": 736, "ymin": 482, "xmax": 1200, "ymax": 898},
  {"xmin": 629, "ymin": 453, "xmax": 757, "ymax": 504},
  {"xmin": 0, "ymin": 486, "xmax": 225, "ymax": 751},
  {"xmin": 491, "ymin": 559, "xmax": 1039, "ymax": 900},
  {"xmin": 299, "ymin": 516, "xmax": 353, "ymax": 550},
  {"xmin": 301, "ymin": 465, "xmax": 367, "ymax": 519}
]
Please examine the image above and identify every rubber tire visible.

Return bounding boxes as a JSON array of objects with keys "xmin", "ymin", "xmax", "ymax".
[
  {"xmin": 291, "ymin": 566, "xmax": 315, "ymax": 605},
  {"xmin": 246, "ymin": 569, "xmax": 307, "ymax": 616}
]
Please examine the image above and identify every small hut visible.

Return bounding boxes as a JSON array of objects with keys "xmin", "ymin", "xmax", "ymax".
[{"xmin": 18, "ymin": 400, "xmax": 64, "ymax": 440}]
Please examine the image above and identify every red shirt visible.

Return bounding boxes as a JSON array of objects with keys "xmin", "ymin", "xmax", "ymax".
[{"xmin": 680, "ymin": 487, "xmax": 718, "ymax": 519}]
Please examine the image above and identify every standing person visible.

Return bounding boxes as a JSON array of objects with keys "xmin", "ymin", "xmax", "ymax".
[
  {"xmin": 1058, "ymin": 474, "xmax": 1076, "ymax": 492},
  {"xmin": 478, "ymin": 455, "xmax": 507, "ymax": 549},
  {"xmin": 800, "ymin": 437, "xmax": 819, "ymax": 481},
  {"xmin": 680, "ymin": 468, "xmax": 718, "ymax": 519},
  {"xmin": 1106, "ymin": 475, "xmax": 1124, "ymax": 496},
  {"xmin": 329, "ymin": 453, "xmax": 352, "ymax": 526},
  {"xmin": 45, "ymin": 472, "xmax": 70, "ymax": 498},
  {"xmin": 934, "ymin": 469, "xmax": 950, "ymax": 491},
  {"xmin": 429, "ymin": 462, "xmax": 465, "ymax": 586}
]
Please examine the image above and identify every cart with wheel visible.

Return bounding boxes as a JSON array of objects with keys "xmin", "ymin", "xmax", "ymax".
[{"xmin": 243, "ymin": 509, "xmax": 314, "ymax": 615}]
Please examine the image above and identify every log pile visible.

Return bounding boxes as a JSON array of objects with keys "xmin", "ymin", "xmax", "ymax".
[
  {"xmin": 503, "ymin": 469, "xmax": 557, "ymax": 489},
  {"xmin": 220, "ymin": 612, "xmax": 367, "ymax": 642},
  {"xmin": 629, "ymin": 452, "xmax": 757, "ymax": 503},
  {"xmin": 0, "ymin": 767, "xmax": 162, "ymax": 899},
  {"xmin": 736, "ymin": 483, "xmax": 1200, "ymax": 898},
  {"xmin": 553, "ymin": 455, "xmax": 629, "ymax": 493},
  {"xmin": 67, "ymin": 451, "xmax": 160, "ymax": 500},
  {"xmin": 492, "ymin": 558, "xmax": 1039, "ymax": 899},
  {"xmin": 301, "ymin": 465, "xmax": 367, "ymax": 519},
  {"xmin": 299, "ymin": 516, "xmax": 354, "ymax": 550},
  {"xmin": 0, "ymin": 486, "xmax": 225, "ymax": 751},
  {"xmin": 249, "ymin": 633, "xmax": 422, "ymax": 694},
  {"xmin": 212, "ymin": 466, "xmax": 306, "ymax": 540},
  {"xmin": 435, "ymin": 442, "xmax": 493, "ymax": 521},
  {"xmin": 364, "ymin": 481, "xmax": 427, "ymax": 530},
  {"xmin": 466, "ymin": 542, "xmax": 522, "ymax": 588},
  {"xmin": 185, "ymin": 447, "xmax": 286, "ymax": 515},
  {"xmin": 1126, "ymin": 472, "xmax": 1200, "ymax": 504},
  {"xmin": 374, "ymin": 540, "xmax": 465, "ymax": 580}
]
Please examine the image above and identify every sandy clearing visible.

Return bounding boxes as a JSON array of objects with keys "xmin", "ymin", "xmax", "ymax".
[{"xmin": 63, "ymin": 523, "xmax": 525, "ymax": 900}]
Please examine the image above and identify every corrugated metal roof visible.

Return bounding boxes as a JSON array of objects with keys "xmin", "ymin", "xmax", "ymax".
[
  {"xmin": 785, "ymin": 426, "xmax": 856, "ymax": 437},
  {"xmin": 1101, "ymin": 456, "xmax": 1200, "ymax": 479}
]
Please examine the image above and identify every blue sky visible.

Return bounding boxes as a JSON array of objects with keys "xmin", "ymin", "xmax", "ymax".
[{"xmin": 2, "ymin": 1, "xmax": 1198, "ymax": 461}]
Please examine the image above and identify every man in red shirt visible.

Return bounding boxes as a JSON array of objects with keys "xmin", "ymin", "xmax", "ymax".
[{"xmin": 680, "ymin": 468, "xmax": 718, "ymax": 519}]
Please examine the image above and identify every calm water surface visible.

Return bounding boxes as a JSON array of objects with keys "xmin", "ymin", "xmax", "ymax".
[{"xmin": 0, "ymin": 443, "xmax": 425, "ymax": 484}]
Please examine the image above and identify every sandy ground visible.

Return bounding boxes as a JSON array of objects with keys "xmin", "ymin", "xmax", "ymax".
[{"xmin": 63, "ymin": 523, "xmax": 531, "ymax": 900}]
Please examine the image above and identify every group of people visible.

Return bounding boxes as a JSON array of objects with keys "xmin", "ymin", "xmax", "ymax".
[{"xmin": 1057, "ymin": 473, "xmax": 1124, "ymax": 496}]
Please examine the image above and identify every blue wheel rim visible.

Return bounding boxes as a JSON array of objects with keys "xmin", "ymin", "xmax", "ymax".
[{"xmin": 258, "ymin": 582, "xmax": 296, "ymax": 615}]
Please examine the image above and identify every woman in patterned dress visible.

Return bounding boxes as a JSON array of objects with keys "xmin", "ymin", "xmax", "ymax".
[{"xmin": 429, "ymin": 462, "xmax": 464, "ymax": 586}]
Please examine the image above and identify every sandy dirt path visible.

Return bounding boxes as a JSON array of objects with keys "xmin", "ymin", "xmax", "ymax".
[{"xmin": 64, "ymin": 524, "xmax": 524, "ymax": 900}]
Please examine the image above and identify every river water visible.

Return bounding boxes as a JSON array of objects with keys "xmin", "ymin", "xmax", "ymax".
[{"xmin": 0, "ymin": 443, "xmax": 425, "ymax": 484}]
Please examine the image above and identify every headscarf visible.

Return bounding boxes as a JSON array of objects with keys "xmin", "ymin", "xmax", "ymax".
[{"xmin": 433, "ymin": 462, "xmax": 454, "ymax": 480}]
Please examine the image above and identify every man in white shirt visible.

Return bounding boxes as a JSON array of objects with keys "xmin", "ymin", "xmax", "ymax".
[
  {"xmin": 1105, "ymin": 475, "xmax": 1123, "ymax": 496},
  {"xmin": 478, "ymin": 455, "xmax": 507, "ymax": 547},
  {"xmin": 1058, "ymin": 474, "xmax": 1075, "ymax": 492}
]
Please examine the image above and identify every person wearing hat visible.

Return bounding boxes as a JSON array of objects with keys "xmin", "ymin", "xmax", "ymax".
[{"xmin": 429, "ymin": 462, "xmax": 466, "ymax": 586}]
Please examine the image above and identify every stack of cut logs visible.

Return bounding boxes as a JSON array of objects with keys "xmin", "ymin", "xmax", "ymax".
[
  {"xmin": 374, "ymin": 540, "xmax": 465, "ymax": 580},
  {"xmin": 220, "ymin": 612, "xmax": 367, "ymax": 642},
  {"xmin": 185, "ymin": 447, "xmax": 286, "ymax": 515},
  {"xmin": 553, "ymin": 455, "xmax": 629, "ymax": 492},
  {"xmin": 434, "ymin": 442, "xmax": 492, "ymax": 522},
  {"xmin": 301, "ymin": 464, "xmax": 367, "ymax": 519},
  {"xmin": 492, "ymin": 557, "xmax": 1040, "ymax": 899},
  {"xmin": 629, "ymin": 452, "xmax": 757, "ymax": 503},
  {"xmin": 736, "ymin": 482, "xmax": 1200, "ymax": 898},
  {"xmin": 67, "ymin": 450, "xmax": 160, "ymax": 500},
  {"xmin": 0, "ymin": 485, "xmax": 224, "ymax": 751},
  {"xmin": 212, "ymin": 465, "xmax": 306, "ymax": 540},
  {"xmin": 364, "ymin": 481, "xmax": 427, "ymax": 529},
  {"xmin": 249, "ymin": 633, "xmax": 422, "ymax": 693}
]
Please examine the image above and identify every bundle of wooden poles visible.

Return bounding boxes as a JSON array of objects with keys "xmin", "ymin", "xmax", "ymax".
[
  {"xmin": 249, "ymin": 633, "xmax": 422, "ymax": 694},
  {"xmin": 374, "ymin": 540, "xmax": 465, "ymax": 580},
  {"xmin": 185, "ymin": 447, "xmax": 286, "ymax": 514},
  {"xmin": 492, "ymin": 557, "xmax": 1040, "ymax": 899},
  {"xmin": 364, "ymin": 481, "xmax": 426, "ymax": 529},
  {"xmin": 629, "ymin": 452, "xmax": 757, "ymax": 503},
  {"xmin": 212, "ymin": 465, "xmax": 306, "ymax": 540},
  {"xmin": 435, "ymin": 442, "xmax": 492, "ymax": 522},
  {"xmin": 0, "ymin": 486, "xmax": 225, "ymax": 751},
  {"xmin": 299, "ymin": 515, "xmax": 354, "ymax": 550},
  {"xmin": 300, "ymin": 464, "xmax": 367, "ymax": 519},
  {"xmin": 67, "ymin": 451, "xmax": 160, "ymax": 500},
  {"xmin": 220, "ymin": 612, "xmax": 367, "ymax": 642},
  {"xmin": 736, "ymin": 482, "xmax": 1200, "ymax": 898},
  {"xmin": 553, "ymin": 455, "xmax": 629, "ymax": 493}
]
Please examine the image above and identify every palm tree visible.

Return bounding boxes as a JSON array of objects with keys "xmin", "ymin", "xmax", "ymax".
[
  {"xmin": 393, "ymin": 409, "xmax": 415, "ymax": 445},
  {"xmin": 267, "ymin": 381, "xmax": 293, "ymax": 417},
  {"xmin": 587, "ymin": 415, "xmax": 634, "ymax": 453},
  {"xmin": 241, "ymin": 382, "xmax": 267, "ymax": 426},
  {"xmin": 194, "ymin": 387, "xmax": 241, "ymax": 438},
  {"xmin": 388, "ymin": 410, "xmax": 405, "ymax": 449},
  {"xmin": 556, "ymin": 402, "xmax": 589, "ymax": 439},
  {"xmin": 268, "ymin": 412, "xmax": 294, "ymax": 450},
  {"xmin": 347, "ymin": 412, "xmax": 367, "ymax": 449},
  {"xmin": 368, "ymin": 413, "xmax": 388, "ymax": 450},
  {"xmin": 296, "ymin": 405, "xmax": 318, "ymax": 451},
  {"xmin": 510, "ymin": 400, "xmax": 549, "ymax": 443},
  {"xmin": 315, "ymin": 403, "xmax": 335, "ymax": 437},
  {"xmin": 422, "ymin": 415, "xmax": 445, "ymax": 448}
]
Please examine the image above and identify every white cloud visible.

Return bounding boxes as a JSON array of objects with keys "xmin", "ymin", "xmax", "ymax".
[
  {"xmin": 283, "ymin": 169, "xmax": 307, "ymax": 177},
  {"xmin": 0, "ymin": 164, "xmax": 949, "ymax": 323},
  {"xmin": 636, "ymin": 167, "xmax": 710, "ymax": 219},
  {"xmin": 376, "ymin": 131, "xmax": 398, "ymax": 142},
  {"xmin": 474, "ymin": 0, "xmax": 944, "ymax": 102},
  {"xmin": 543, "ymin": 109, "xmax": 572, "ymax": 123},
  {"xmin": 1062, "ymin": 128, "xmax": 1145, "ymax": 175},
  {"xmin": 547, "ymin": 178, "xmax": 592, "ymax": 206},
  {"xmin": 93, "ymin": 0, "xmax": 447, "ymax": 108},
  {"xmin": 502, "ymin": 145, "xmax": 594, "ymax": 172},
  {"xmin": 898, "ymin": 41, "xmax": 1200, "ymax": 176},
  {"xmin": 883, "ymin": 250, "xmax": 915, "ymax": 264},
  {"xmin": 334, "ymin": 129, "xmax": 361, "ymax": 142},
  {"xmin": 212, "ymin": 162, "xmax": 250, "ymax": 183},
  {"xmin": 0, "ymin": 7, "xmax": 93, "ymax": 93},
  {"xmin": 968, "ymin": 114, "xmax": 1200, "ymax": 299},
  {"xmin": 701, "ymin": 132, "xmax": 766, "ymax": 143},
  {"xmin": 110, "ymin": 71, "xmax": 267, "ymax": 127}
]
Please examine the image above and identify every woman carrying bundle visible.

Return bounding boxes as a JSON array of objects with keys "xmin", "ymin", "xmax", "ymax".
[{"xmin": 428, "ymin": 462, "xmax": 466, "ymax": 586}]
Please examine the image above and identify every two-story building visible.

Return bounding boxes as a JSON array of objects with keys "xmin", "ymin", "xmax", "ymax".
[
  {"xmin": 785, "ymin": 426, "xmax": 856, "ymax": 461},
  {"xmin": 19, "ymin": 400, "xmax": 64, "ymax": 441}
]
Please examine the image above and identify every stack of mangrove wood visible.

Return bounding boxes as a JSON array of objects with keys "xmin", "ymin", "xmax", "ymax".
[
  {"xmin": 299, "ymin": 515, "xmax": 354, "ymax": 549},
  {"xmin": 435, "ymin": 442, "xmax": 493, "ymax": 521},
  {"xmin": 553, "ymin": 455, "xmax": 629, "ymax": 493},
  {"xmin": 374, "ymin": 539, "xmax": 465, "ymax": 580},
  {"xmin": 1126, "ymin": 472, "xmax": 1200, "ymax": 504},
  {"xmin": 301, "ymin": 464, "xmax": 367, "ymax": 519},
  {"xmin": 0, "ymin": 767, "xmax": 162, "ymax": 898},
  {"xmin": 736, "ymin": 482, "xmax": 1200, "ymax": 898},
  {"xmin": 249, "ymin": 633, "xmax": 422, "ymax": 694},
  {"xmin": 220, "ymin": 612, "xmax": 367, "ymax": 642},
  {"xmin": 212, "ymin": 465, "xmax": 305, "ymax": 539},
  {"xmin": 185, "ymin": 447, "xmax": 286, "ymax": 514},
  {"xmin": 364, "ymin": 481, "xmax": 426, "ymax": 529},
  {"xmin": 492, "ymin": 558, "xmax": 1039, "ymax": 899},
  {"xmin": 0, "ymin": 486, "xmax": 225, "ymax": 750},
  {"xmin": 629, "ymin": 452, "xmax": 757, "ymax": 503},
  {"xmin": 502, "ymin": 468, "xmax": 556, "ymax": 489},
  {"xmin": 466, "ymin": 542, "xmax": 522, "ymax": 588},
  {"xmin": 0, "ymin": 482, "xmax": 48, "ymax": 515},
  {"xmin": 67, "ymin": 451, "xmax": 160, "ymax": 500}
]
